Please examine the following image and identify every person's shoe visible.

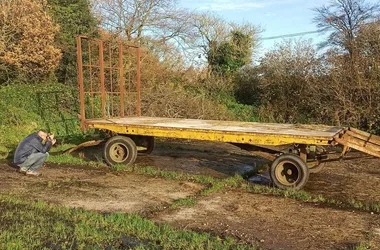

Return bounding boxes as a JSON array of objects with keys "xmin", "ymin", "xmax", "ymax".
[
  {"xmin": 25, "ymin": 170, "xmax": 41, "ymax": 177},
  {"xmin": 19, "ymin": 167, "xmax": 28, "ymax": 173}
]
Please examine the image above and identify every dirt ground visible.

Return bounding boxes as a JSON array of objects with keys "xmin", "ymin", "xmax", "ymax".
[
  {"xmin": 1, "ymin": 139, "xmax": 380, "ymax": 250},
  {"xmin": 0, "ymin": 163, "xmax": 204, "ymax": 214},
  {"xmin": 155, "ymin": 191, "xmax": 380, "ymax": 250},
  {"xmin": 305, "ymin": 152, "xmax": 380, "ymax": 204}
]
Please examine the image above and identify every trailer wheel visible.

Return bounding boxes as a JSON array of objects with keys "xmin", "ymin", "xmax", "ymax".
[
  {"xmin": 308, "ymin": 162, "xmax": 326, "ymax": 174},
  {"xmin": 104, "ymin": 136, "xmax": 137, "ymax": 166},
  {"xmin": 138, "ymin": 136, "xmax": 155, "ymax": 154},
  {"xmin": 270, "ymin": 154, "xmax": 309, "ymax": 190},
  {"xmin": 307, "ymin": 146, "xmax": 327, "ymax": 174}
]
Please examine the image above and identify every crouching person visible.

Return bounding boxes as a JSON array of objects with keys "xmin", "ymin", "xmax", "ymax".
[{"xmin": 14, "ymin": 130, "xmax": 56, "ymax": 176}]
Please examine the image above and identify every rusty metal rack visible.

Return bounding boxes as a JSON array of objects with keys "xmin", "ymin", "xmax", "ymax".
[
  {"xmin": 76, "ymin": 36, "xmax": 141, "ymax": 131},
  {"xmin": 75, "ymin": 36, "xmax": 380, "ymax": 190}
]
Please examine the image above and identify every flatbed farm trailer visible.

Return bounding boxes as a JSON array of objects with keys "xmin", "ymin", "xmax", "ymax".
[{"xmin": 76, "ymin": 36, "xmax": 380, "ymax": 190}]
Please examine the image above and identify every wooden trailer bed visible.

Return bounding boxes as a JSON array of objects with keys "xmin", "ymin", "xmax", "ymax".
[{"xmin": 85, "ymin": 117, "xmax": 343, "ymax": 146}]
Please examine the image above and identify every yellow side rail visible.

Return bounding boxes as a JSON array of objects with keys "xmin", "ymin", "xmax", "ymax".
[{"xmin": 87, "ymin": 123, "xmax": 334, "ymax": 146}]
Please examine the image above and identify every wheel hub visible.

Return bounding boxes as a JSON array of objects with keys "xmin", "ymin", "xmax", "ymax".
[
  {"xmin": 110, "ymin": 144, "xmax": 129, "ymax": 163},
  {"xmin": 275, "ymin": 161, "xmax": 300, "ymax": 186}
]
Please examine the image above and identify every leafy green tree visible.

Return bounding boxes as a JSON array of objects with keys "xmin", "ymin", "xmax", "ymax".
[
  {"xmin": 47, "ymin": 0, "xmax": 98, "ymax": 84},
  {"xmin": 208, "ymin": 30, "xmax": 253, "ymax": 75},
  {"xmin": 233, "ymin": 66, "xmax": 261, "ymax": 106}
]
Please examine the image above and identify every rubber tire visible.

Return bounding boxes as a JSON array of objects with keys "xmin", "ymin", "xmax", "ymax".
[
  {"xmin": 308, "ymin": 146, "xmax": 328, "ymax": 174},
  {"xmin": 270, "ymin": 154, "xmax": 310, "ymax": 190},
  {"xmin": 309, "ymin": 162, "xmax": 326, "ymax": 174},
  {"xmin": 104, "ymin": 136, "xmax": 137, "ymax": 166},
  {"xmin": 138, "ymin": 136, "xmax": 155, "ymax": 154}
]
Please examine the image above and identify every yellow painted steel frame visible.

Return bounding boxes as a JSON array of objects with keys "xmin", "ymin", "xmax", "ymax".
[{"xmin": 87, "ymin": 123, "xmax": 334, "ymax": 146}]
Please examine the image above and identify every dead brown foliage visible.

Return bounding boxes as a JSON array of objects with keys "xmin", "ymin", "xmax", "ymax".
[
  {"xmin": 141, "ymin": 85, "xmax": 233, "ymax": 120},
  {"xmin": 0, "ymin": 0, "xmax": 61, "ymax": 81}
]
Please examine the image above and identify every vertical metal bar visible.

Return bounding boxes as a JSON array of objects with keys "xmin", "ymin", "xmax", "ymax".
[
  {"xmin": 99, "ymin": 40, "xmax": 106, "ymax": 118},
  {"xmin": 119, "ymin": 42, "xmax": 125, "ymax": 117},
  {"xmin": 88, "ymin": 41, "xmax": 94, "ymax": 118},
  {"xmin": 136, "ymin": 47, "xmax": 141, "ymax": 116},
  {"xmin": 77, "ymin": 36, "xmax": 86, "ymax": 131},
  {"xmin": 128, "ymin": 48, "xmax": 131, "ymax": 116},
  {"xmin": 109, "ymin": 42, "xmax": 114, "ymax": 117}
]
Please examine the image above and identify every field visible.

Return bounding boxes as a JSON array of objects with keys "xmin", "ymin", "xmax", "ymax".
[{"xmin": 1, "ymin": 139, "xmax": 380, "ymax": 250}]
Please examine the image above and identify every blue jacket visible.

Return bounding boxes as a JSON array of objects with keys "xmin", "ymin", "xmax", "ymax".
[{"xmin": 14, "ymin": 133, "xmax": 52, "ymax": 165}]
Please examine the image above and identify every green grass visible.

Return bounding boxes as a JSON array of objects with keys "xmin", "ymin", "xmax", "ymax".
[
  {"xmin": 50, "ymin": 144, "xmax": 78, "ymax": 153},
  {"xmin": 200, "ymin": 174, "xmax": 244, "ymax": 196},
  {"xmin": 351, "ymin": 231, "xmax": 374, "ymax": 250},
  {"xmin": 170, "ymin": 197, "xmax": 198, "ymax": 209},
  {"xmin": 0, "ymin": 145, "xmax": 9, "ymax": 159},
  {"xmin": 353, "ymin": 241, "xmax": 371, "ymax": 250},
  {"xmin": 48, "ymin": 145, "xmax": 104, "ymax": 167},
  {"xmin": 0, "ymin": 145, "xmax": 9, "ymax": 152},
  {"xmin": 48, "ymin": 154, "xmax": 94, "ymax": 165},
  {"xmin": 0, "ymin": 194, "xmax": 255, "ymax": 250}
]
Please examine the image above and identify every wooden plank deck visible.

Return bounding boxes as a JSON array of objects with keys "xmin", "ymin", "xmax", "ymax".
[{"xmin": 85, "ymin": 117, "xmax": 342, "ymax": 139}]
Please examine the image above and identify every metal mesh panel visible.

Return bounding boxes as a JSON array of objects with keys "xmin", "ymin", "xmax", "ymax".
[{"xmin": 77, "ymin": 36, "xmax": 141, "ymax": 129}]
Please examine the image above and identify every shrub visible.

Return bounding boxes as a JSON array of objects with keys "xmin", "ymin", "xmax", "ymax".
[
  {"xmin": 0, "ymin": 0, "xmax": 61, "ymax": 82},
  {"xmin": 0, "ymin": 82, "xmax": 82, "ymax": 150}
]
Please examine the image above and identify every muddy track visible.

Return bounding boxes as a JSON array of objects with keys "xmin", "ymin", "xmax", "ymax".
[{"xmin": 1, "ymin": 139, "xmax": 380, "ymax": 249}]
